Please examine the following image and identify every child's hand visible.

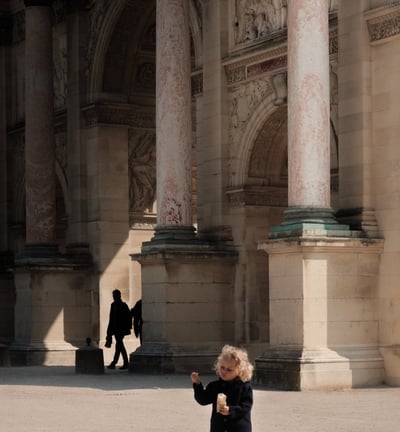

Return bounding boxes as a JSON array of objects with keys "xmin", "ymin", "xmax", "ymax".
[
  {"xmin": 190, "ymin": 371, "xmax": 201, "ymax": 384},
  {"xmin": 218, "ymin": 405, "xmax": 230, "ymax": 416}
]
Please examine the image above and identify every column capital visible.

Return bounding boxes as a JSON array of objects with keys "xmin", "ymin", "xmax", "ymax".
[{"xmin": 24, "ymin": 0, "xmax": 53, "ymax": 7}]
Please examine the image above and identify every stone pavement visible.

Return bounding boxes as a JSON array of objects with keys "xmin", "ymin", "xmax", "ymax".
[{"xmin": 0, "ymin": 365, "xmax": 399, "ymax": 432}]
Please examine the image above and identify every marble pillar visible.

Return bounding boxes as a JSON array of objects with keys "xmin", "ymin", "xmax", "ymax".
[
  {"xmin": 23, "ymin": 0, "xmax": 58, "ymax": 255},
  {"xmin": 288, "ymin": 0, "xmax": 330, "ymax": 208},
  {"xmin": 270, "ymin": 0, "xmax": 347, "ymax": 236},
  {"xmin": 153, "ymin": 0, "xmax": 194, "ymax": 240}
]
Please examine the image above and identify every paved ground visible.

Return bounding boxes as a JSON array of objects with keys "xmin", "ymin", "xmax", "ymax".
[{"xmin": 0, "ymin": 365, "xmax": 400, "ymax": 432}]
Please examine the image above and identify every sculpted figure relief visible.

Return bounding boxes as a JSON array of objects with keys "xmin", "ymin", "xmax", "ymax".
[
  {"xmin": 128, "ymin": 130, "xmax": 156, "ymax": 214},
  {"xmin": 235, "ymin": 0, "xmax": 287, "ymax": 44}
]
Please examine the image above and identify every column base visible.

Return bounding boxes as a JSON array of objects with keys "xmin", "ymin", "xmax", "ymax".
[
  {"xmin": 336, "ymin": 207, "xmax": 380, "ymax": 238},
  {"xmin": 151, "ymin": 225, "xmax": 196, "ymax": 241},
  {"xmin": 15, "ymin": 243, "xmax": 92, "ymax": 267},
  {"xmin": 269, "ymin": 207, "xmax": 353, "ymax": 239},
  {"xmin": 129, "ymin": 343, "xmax": 219, "ymax": 374},
  {"xmin": 9, "ymin": 341, "xmax": 77, "ymax": 366},
  {"xmin": 254, "ymin": 346, "xmax": 384, "ymax": 390}
]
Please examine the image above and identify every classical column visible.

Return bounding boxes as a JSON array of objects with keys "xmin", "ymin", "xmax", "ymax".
[
  {"xmin": 153, "ymin": 0, "xmax": 194, "ymax": 240},
  {"xmin": 23, "ymin": 0, "xmax": 58, "ymax": 256},
  {"xmin": 65, "ymin": 1, "xmax": 91, "ymax": 258},
  {"xmin": 271, "ymin": 0, "xmax": 345, "ymax": 235},
  {"xmin": 0, "ymin": 15, "xmax": 10, "ymax": 256}
]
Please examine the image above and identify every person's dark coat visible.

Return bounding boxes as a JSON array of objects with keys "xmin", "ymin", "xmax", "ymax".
[
  {"xmin": 106, "ymin": 298, "xmax": 131, "ymax": 337},
  {"xmin": 193, "ymin": 378, "xmax": 253, "ymax": 432},
  {"xmin": 131, "ymin": 299, "xmax": 143, "ymax": 343}
]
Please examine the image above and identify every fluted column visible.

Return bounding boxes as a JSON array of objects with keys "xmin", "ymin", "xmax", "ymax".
[
  {"xmin": 23, "ymin": 0, "xmax": 57, "ymax": 254},
  {"xmin": 154, "ymin": 0, "xmax": 194, "ymax": 240}
]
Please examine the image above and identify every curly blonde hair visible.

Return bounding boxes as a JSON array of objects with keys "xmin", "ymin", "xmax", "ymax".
[{"xmin": 214, "ymin": 344, "xmax": 254, "ymax": 382}]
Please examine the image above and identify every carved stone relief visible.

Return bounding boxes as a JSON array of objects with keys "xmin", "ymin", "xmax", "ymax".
[
  {"xmin": 128, "ymin": 129, "xmax": 156, "ymax": 214},
  {"xmin": 234, "ymin": 0, "xmax": 287, "ymax": 45},
  {"xmin": 230, "ymin": 78, "xmax": 272, "ymax": 129},
  {"xmin": 365, "ymin": 3, "xmax": 400, "ymax": 44}
]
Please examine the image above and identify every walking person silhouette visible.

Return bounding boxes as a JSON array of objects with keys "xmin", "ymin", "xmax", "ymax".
[{"xmin": 106, "ymin": 289, "xmax": 132, "ymax": 370}]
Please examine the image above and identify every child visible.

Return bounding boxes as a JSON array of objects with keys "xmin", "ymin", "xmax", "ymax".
[{"xmin": 190, "ymin": 345, "xmax": 254, "ymax": 432}]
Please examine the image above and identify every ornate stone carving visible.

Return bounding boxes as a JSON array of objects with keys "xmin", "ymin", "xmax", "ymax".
[
  {"xmin": 229, "ymin": 77, "xmax": 272, "ymax": 131},
  {"xmin": 128, "ymin": 129, "xmax": 156, "ymax": 213},
  {"xmin": 365, "ymin": 2, "xmax": 400, "ymax": 44},
  {"xmin": 271, "ymin": 71, "xmax": 287, "ymax": 106},
  {"xmin": 247, "ymin": 55, "xmax": 286, "ymax": 78},
  {"xmin": 234, "ymin": 0, "xmax": 287, "ymax": 45}
]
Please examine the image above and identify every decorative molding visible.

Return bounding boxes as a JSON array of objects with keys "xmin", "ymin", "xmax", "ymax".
[
  {"xmin": 225, "ymin": 29, "xmax": 337, "ymax": 85},
  {"xmin": 226, "ymin": 186, "xmax": 287, "ymax": 207},
  {"xmin": 365, "ymin": 2, "xmax": 400, "ymax": 44},
  {"xmin": 128, "ymin": 129, "xmax": 156, "ymax": 214},
  {"xmin": 129, "ymin": 213, "xmax": 157, "ymax": 230},
  {"xmin": 82, "ymin": 103, "xmax": 155, "ymax": 129}
]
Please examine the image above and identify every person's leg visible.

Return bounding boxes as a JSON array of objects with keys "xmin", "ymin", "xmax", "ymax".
[
  {"xmin": 119, "ymin": 335, "xmax": 128, "ymax": 369},
  {"xmin": 111, "ymin": 336, "xmax": 122, "ymax": 367}
]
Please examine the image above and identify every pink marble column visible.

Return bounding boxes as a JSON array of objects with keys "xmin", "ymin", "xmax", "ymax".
[
  {"xmin": 24, "ymin": 1, "xmax": 56, "ymax": 246},
  {"xmin": 156, "ymin": 0, "xmax": 192, "ymax": 229},
  {"xmin": 287, "ymin": 0, "xmax": 330, "ymax": 210}
]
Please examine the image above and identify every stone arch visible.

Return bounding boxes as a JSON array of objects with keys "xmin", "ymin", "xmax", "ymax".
[
  {"xmin": 189, "ymin": 0, "xmax": 203, "ymax": 68},
  {"xmin": 247, "ymin": 105, "xmax": 288, "ymax": 187},
  {"xmin": 87, "ymin": 0, "xmax": 128, "ymax": 101},
  {"xmin": 89, "ymin": 0, "xmax": 202, "ymax": 101},
  {"xmin": 232, "ymin": 92, "xmax": 279, "ymax": 188}
]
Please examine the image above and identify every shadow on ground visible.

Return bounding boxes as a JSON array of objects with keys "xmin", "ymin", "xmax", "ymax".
[{"xmin": 0, "ymin": 365, "xmax": 217, "ymax": 391}]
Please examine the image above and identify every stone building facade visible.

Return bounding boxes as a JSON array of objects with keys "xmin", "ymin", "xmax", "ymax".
[{"xmin": 0, "ymin": 0, "xmax": 400, "ymax": 389}]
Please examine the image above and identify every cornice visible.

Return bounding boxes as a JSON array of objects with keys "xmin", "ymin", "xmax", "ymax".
[
  {"xmin": 81, "ymin": 103, "xmax": 155, "ymax": 129},
  {"xmin": 365, "ymin": 1, "xmax": 400, "ymax": 44},
  {"xmin": 224, "ymin": 29, "xmax": 338, "ymax": 86},
  {"xmin": 226, "ymin": 186, "xmax": 287, "ymax": 208}
]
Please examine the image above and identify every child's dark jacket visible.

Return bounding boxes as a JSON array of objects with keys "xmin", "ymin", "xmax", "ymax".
[{"xmin": 193, "ymin": 377, "xmax": 253, "ymax": 432}]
